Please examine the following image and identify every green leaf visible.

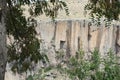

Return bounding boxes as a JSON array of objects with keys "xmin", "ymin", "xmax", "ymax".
[{"xmin": 26, "ymin": 75, "xmax": 33, "ymax": 80}]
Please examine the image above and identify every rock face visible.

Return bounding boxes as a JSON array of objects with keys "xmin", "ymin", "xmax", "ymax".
[
  {"xmin": 37, "ymin": 20, "xmax": 120, "ymax": 56},
  {"xmin": 5, "ymin": 19, "xmax": 120, "ymax": 80}
]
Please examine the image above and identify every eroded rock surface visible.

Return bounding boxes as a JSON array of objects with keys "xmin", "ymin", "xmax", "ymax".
[
  {"xmin": 5, "ymin": 20, "xmax": 120, "ymax": 80},
  {"xmin": 37, "ymin": 20, "xmax": 120, "ymax": 56}
]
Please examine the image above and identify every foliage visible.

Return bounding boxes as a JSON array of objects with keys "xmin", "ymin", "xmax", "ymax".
[
  {"xmin": 26, "ymin": 66, "xmax": 69, "ymax": 80},
  {"xmin": 6, "ymin": 5, "xmax": 44, "ymax": 73},
  {"xmin": 25, "ymin": 49, "xmax": 120, "ymax": 80},
  {"xmin": 66, "ymin": 49, "xmax": 120, "ymax": 80},
  {"xmin": 24, "ymin": 49, "xmax": 120, "ymax": 80},
  {"xmin": 26, "ymin": 67, "xmax": 52, "ymax": 80},
  {"xmin": 29, "ymin": 0, "xmax": 69, "ymax": 19},
  {"xmin": 85, "ymin": 0, "xmax": 120, "ymax": 25},
  {"xmin": 67, "ymin": 49, "xmax": 90, "ymax": 80},
  {"xmin": 6, "ymin": 0, "xmax": 69, "ymax": 73},
  {"xmin": 26, "ymin": 49, "xmax": 69, "ymax": 80}
]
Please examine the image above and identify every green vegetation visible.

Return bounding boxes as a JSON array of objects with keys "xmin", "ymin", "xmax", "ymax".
[
  {"xmin": 5, "ymin": 0, "xmax": 120, "ymax": 74},
  {"xmin": 85, "ymin": 0, "xmax": 120, "ymax": 25},
  {"xmin": 27, "ymin": 49, "xmax": 120, "ymax": 80},
  {"xmin": 1, "ymin": 0, "xmax": 120, "ymax": 79},
  {"xmin": 67, "ymin": 49, "xmax": 120, "ymax": 80},
  {"xmin": 6, "ymin": 0, "xmax": 68, "ymax": 73}
]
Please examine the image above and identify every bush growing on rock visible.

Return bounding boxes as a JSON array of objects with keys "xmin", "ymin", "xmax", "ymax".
[{"xmin": 26, "ymin": 49, "xmax": 120, "ymax": 80}]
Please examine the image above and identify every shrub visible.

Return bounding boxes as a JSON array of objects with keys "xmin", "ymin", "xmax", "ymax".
[{"xmin": 26, "ymin": 49, "xmax": 120, "ymax": 80}]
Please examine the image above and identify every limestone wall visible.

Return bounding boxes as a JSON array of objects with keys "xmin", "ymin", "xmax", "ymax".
[
  {"xmin": 37, "ymin": 20, "xmax": 120, "ymax": 56},
  {"xmin": 5, "ymin": 19, "xmax": 120, "ymax": 80}
]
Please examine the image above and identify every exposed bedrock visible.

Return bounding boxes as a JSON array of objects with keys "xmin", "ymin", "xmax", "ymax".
[
  {"xmin": 37, "ymin": 20, "xmax": 120, "ymax": 57},
  {"xmin": 5, "ymin": 20, "xmax": 120, "ymax": 80}
]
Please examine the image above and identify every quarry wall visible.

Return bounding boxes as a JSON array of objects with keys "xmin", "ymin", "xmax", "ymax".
[
  {"xmin": 4, "ymin": 0, "xmax": 120, "ymax": 80},
  {"xmin": 37, "ymin": 20, "xmax": 120, "ymax": 56},
  {"xmin": 5, "ymin": 19, "xmax": 120, "ymax": 80}
]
